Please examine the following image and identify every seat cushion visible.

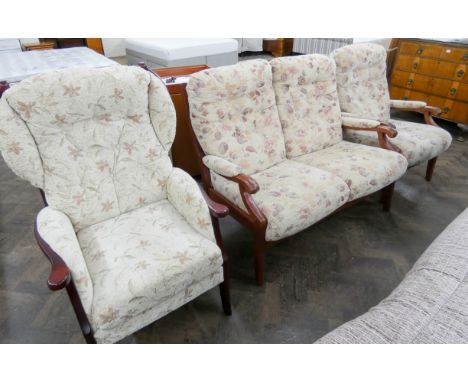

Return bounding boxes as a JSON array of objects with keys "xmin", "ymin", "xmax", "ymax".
[
  {"xmin": 293, "ymin": 141, "xmax": 408, "ymax": 201},
  {"xmin": 77, "ymin": 200, "xmax": 223, "ymax": 343},
  {"xmin": 211, "ymin": 160, "xmax": 350, "ymax": 241},
  {"xmin": 343, "ymin": 120, "xmax": 452, "ymax": 167}
]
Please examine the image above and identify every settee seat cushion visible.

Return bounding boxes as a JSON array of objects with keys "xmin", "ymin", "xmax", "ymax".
[
  {"xmin": 211, "ymin": 160, "xmax": 350, "ymax": 241},
  {"xmin": 343, "ymin": 120, "xmax": 452, "ymax": 167},
  {"xmin": 77, "ymin": 200, "xmax": 223, "ymax": 343},
  {"xmin": 293, "ymin": 141, "xmax": 408, "ymax": 201}
]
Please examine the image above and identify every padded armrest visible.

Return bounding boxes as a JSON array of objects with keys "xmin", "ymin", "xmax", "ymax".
[
  {"xmin": 167, "ymin": 167, "xmax": 217, "ymax": 242},
  {"xmin": 341, "ymin": 115, "xmax": 381, "ymax": 129},
  {"xmin": 35, "ymin": 207, "xmax": 93, "ymax": 313},
  {"xmin": 202, "ymin": 155, "xmax": 242, "ymax": 177},
  {"xmin": 390, "ymin": 99, "xmax": 427, "ymax": 109}
]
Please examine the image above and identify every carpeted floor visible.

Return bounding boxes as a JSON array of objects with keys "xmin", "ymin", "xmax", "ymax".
[{"xmin": 0, "ymin": 99, "xmax": 466, "ymax": 343}]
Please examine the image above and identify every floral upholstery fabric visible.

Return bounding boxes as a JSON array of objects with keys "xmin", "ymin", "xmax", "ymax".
[
  {"xmin": 77, "ymin": 200, "xmax": 224, "ymax": 343},
  {"xmin": 2, "ymin": 66, "xmax": 176, "ymax": 231},
  {"xmin": 331, "ymin": 43, "xmax": 391, "ymax": 121},
  {"xmin": 187, "ymin": 59, "xmax": 286, "ymax": 175},
  {"xmin": 166, "ymin": 167, "xmax": 215, "ymax": 241},
  {"xmin": 390, "ymin": 100, "xmax": 427, "ymax": 109},
  {"xmin": 341, "ymin": 115, "xmax": 381, "ymax": 129},
  {"xmin": 36, "ymin": 207, "xmax": 94, "ymax": 314},
  {"xmin": 203, "ymin": 155, "xmax": 241, "ymax": 177},
  {"xmin": 293, "ymin": 141, "xmax": 408, "ymax": 201},
  {"xmin": 344, "ymin": 119, "xmax": 452, "ymax": 167},
  {"xmin": 0, "ymin": 96, "xmax": 44, "ymax": 188},
  {"xmin": 211, "ymin": 160, "xmax": 350, "ymax": 241},
  {"xmin": 270, "ymin": 54, "xmax": 343, "ymax": 157}
]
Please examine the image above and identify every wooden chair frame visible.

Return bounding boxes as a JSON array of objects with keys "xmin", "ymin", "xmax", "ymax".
[
  {"xmin": 390, "ymin": 104, "xmax": 442, "ymax": 181},
  {"xmin": 189, "ymin": 119, "xmax": 400, "ymax": 286}
]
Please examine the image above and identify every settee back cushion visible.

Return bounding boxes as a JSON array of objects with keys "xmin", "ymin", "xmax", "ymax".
[
  {"xmin": 331, "ymin": 43, "xmax": 391, "ymax": 121},
  {"xmin": 271, "ymin": 54, "xmax": 343, "ymax": 157},
  {"xmin": 2, "ymin": 66, "xmax": 176, "ymax": 231},
  {"xmin": 187, "ymin": 59, "xmax": 286, "ymax": 175}
]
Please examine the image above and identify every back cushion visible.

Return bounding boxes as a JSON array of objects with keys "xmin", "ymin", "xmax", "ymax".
[
  {"xmin": 331, "ymin": 43, "xmax": 391, "ymax": 121},
  {"xmin": 271, "ymin": 54, "xmax": 343, "ymax": 157},
  {"xmin": 4, "ymin": 66, "xmax": 174, "ymax": 231},
  {"xmin": 187, "ymin": 59, "xmax": 286, "ymax": 175}
]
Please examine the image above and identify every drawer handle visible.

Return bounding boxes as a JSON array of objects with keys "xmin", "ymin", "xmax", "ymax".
[
  {"xmin": 442, "ymin": 107, "xmax": 450, "ymax": 114},
  {"xmin": 463, "ymin": 53, "xmax": 468, "ymax": 61},
  {"xmin": 450, "ymin": 88, "xmax": 457, "ymax": 95},
  {"xmin": 457, "ymin": 69, "xmax": 465, "ymax": 77},
  {"xmin": 402, "ymin": 96, "xmax": 409, "ymax": 100},
  {"xmin": 416, "ymin": 48, "xmax": 424, "ymax": 54},
  {"xmin": 407, "ymin": 79, "xmax": 414, "ymax": 86},
  {"xmin": 412, "ymin": 62, "xmax": 418, "ymax": 70}
]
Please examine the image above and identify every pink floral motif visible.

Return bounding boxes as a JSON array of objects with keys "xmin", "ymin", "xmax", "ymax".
[
  {"xmin": 101, "ymin": 201, "xmax": 114, "ymax": 212},
  {"xmin": 16, "ymin": 101, "xmax": 36, "ymax": 118},
  {"xmin": 110, "ymin": 88, "xmax": 124, "ymax": 102},
  {"xmin": 7, "ymin": 141, "xmax": 23, "ymax": 155},
  {"xmin": 62, "ymin": 84, "xmax": 81, "ymax": 97}
]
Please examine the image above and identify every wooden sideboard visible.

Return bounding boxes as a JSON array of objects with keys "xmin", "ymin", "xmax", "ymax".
[
  {"xmin": 388, "ymin": 38, "xmax": 468, "ymax": 124},
  {"xmin": 263, "ymin": 38, "xmax": 294, "ymax": 57},
  {"xmin": 154, "ymin": 65, "xmax": 208, "ymax": 177}
]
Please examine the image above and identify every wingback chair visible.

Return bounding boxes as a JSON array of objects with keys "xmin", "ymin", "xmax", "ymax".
[
  {"xmin": 331, "ymin": 43, "xmax": 452, "ymax": 181},
  {"xmin": 0, "ymin": 66, "xmax": 231, "ymax": 343},
  {"xmin": 186, "ymin": 59, "xmax": 407, "ymax": 285}
]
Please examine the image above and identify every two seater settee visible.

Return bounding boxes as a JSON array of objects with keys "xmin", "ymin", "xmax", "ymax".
[{"xmin": 187, "ymin": 55, "xmax": 408, "ymax": 285}]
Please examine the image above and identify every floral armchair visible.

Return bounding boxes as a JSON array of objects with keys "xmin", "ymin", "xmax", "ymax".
[
  {"xmin": 331, "ymin": 43, "xmax": 452, "ymax": 181},
  {"xmin": 0, "ymin": 66, "xmax": 231, "ymax": 343},
  {"xmin": 187, "ymin": 59, "xmax": 407, "ymax": 285}
]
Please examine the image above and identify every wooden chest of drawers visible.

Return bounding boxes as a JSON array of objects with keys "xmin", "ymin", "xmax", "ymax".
[{"xmin": 389, "ymin": 39, "xmax": 468, "ymax": 124}]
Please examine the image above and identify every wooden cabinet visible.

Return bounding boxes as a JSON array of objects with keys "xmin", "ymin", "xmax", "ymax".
[
  {"xmin": 263, "ymin": 38, "xmax": 294, "ymax": 57},
  {"xmin": 389, "ymin": 39, "xmax": 468, "ymax": 124},
  {"xmin": 154, "ymin": 65, "xmax": 208, "ymax": 177}
]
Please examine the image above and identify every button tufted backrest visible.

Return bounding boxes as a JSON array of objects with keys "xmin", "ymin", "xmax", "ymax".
[
  {"xmin": 271, "ymin": 54, "xmax": 343, "ymax": 157},
  {"xmin": 186, "ymin": 59, "xmax": 286, "ymax": 175},
  {"xmin": 331, "ymin": 43, "xmax": 391, "ymax": 122},
  {"xmin": 0, "ymin": 66, "xmax": 176, "ymax": 231}
]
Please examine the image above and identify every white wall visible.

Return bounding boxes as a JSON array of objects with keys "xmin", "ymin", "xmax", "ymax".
[
  {"xmin": 102, "ymin": 38, "xmax": 126, "ymax": 57},
  {"xmin": 353, "ymin": 38, "xmax": 391, "ymax": 49}
]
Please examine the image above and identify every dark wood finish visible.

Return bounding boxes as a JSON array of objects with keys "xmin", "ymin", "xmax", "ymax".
[
  {"xmin": 0, "ymin": 81, "xmax": 10, "ymax": 98},
  {"xmin": 144, "ymin": 64, "xmax": 209, "ymax": 177},
  {"xmin": 425, "ymin": 157, "xmax": 438, "ymax": 182},
  {"xmin": 263, "ymin": 38, "xmax": 294, "ymax": 57},
  {"xmin": 380, "ymin": 183, "xmax": 395, "ymax": 212},
  {"xmin": 388, "ymin": 38, "xmax": 468, "ymax": 124}
]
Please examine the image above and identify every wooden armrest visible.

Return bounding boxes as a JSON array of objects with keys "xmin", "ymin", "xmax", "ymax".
[
  {"xmin": 201, "ymin": 190, "xmax": 229, "ymax": 218},
  {"xmin": 34, "ymin": 223, "xmax": 71, "ymax": 291},
  {"xmin": 224, "ymin": 174, "xmax": 260, "ymax": 194},
  {"xmin": 342, "ymin": 123, "xmax": 398, "ymax": 138}
]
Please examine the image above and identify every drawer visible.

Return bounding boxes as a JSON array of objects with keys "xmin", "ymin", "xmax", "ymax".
[
  {"xmin": 428, "ymin": 97, "xmax": 468, "ymax": 123},
  {"xmin": 391, "ymin": 70, "xmax": 432, "ymax": 93},
  {"xmin": 431, "ymin": 78, "xmax": 468, "ymax": 100},
  {"xmin": 0, "ymin": 39, "xmax": 21, "ymax": 51},
  {"xmin": 389, "ymin": 86, "xmax": 428, "ymax": 103},
  {"xmin": 399, "ymin": 41, "xmax": 442, "ymax": 59},
  {"xmin": 439, "ymin": 46, "xmax": 468, "ymax": 63}
]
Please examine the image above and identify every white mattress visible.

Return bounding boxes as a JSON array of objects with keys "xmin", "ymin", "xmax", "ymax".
[
  {"xmin": 125, "ymin": 38, "xmax": 238, "ymax": 61},
  {"xmin": 0, "ymin": 47, "xmax": 117, "ymax": 83}
]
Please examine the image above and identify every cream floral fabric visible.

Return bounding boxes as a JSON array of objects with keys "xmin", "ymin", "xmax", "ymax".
[
  {"xmin": 0, "ymin": 96, "xmax": 44, "ymax": 189},
  {"xmin": 331, "ymin": 43, "xmax": 391, "ymax": 121},
  {"xmin": 187, "ymin": 59, "xmax": 286, "ymax": 175},
  {"xmin": 77, "ymin": 200, "xmax": 224, "ymax": 343},
  {"xmin": 270, "ymin": 54, "xmax": 343, "ymax": 157},
  {"xmin": 36, "ymin": 207, "xmax": 94, "ymax": 314},
  {"xmin": 202, "ymin": 155, "xmax": 241, "ymax": 177},
  {"xmin": 211, "ymin": 160, "xmax": 350, "ymax": 241},
  {"xmin": 341, "ymin": 115, "xmax": 381, "ymax": 129},
  {"xmin": 3, "ymin": 66, "xmax": 175, "ymax": 231},
  {"xmin": 344, "ymin": 119, "xmax": 452, "ymax": 167},
  {"xmin": 293, "ymin": 141, "xmax": 408, "ymax": 201},
  {"xmin": 167, "ymin": 167, "xmax": 215, "ymax": 241},
  {"xmin": 390, "ymin": 100, "xmax": 427, "ymax": 109}
]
